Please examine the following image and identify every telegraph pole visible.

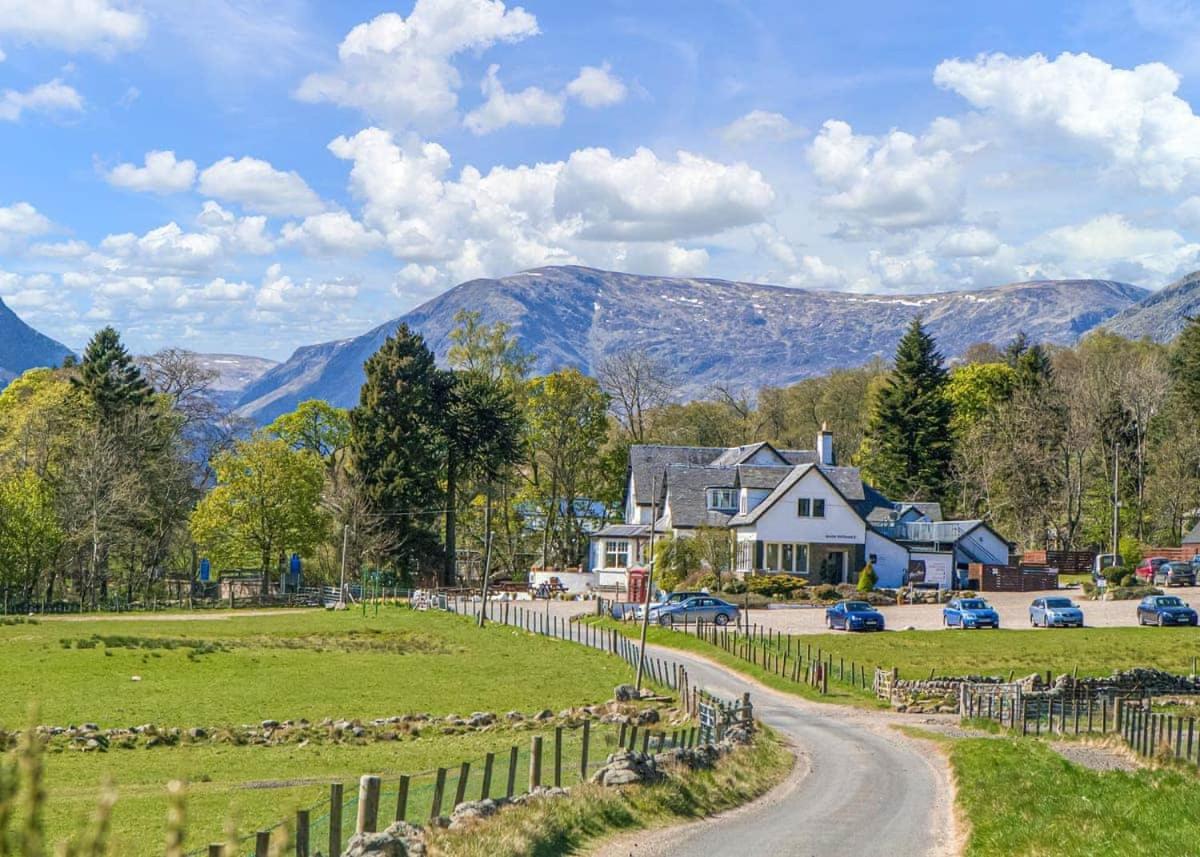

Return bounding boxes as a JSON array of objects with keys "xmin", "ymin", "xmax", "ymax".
[
  {"xmin": 635, "ymin": 475, "xmax": 659, "ymax": 692},
  {"xmin": 335, "ymin": 524, "xmax": 350, "ymax": 610}
]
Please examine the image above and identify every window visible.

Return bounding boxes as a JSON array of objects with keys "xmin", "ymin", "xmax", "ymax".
[
  {"xmin": 797, "ymin": 497, "xmax": 826, "ymax": 517},
  {"xmin": 604, "ymin": 540, "xmax": 630, "ymax": 568},
  {"xmin": 761, "ymin": 542, "xmax": 809, "ymax": 574},
  {"xmin": 736, "ymin": 541, "xmax": 753, "ymax": 572},
  {"xmin": 707, "ymin": 488, "xmax": 737, "ymax": 511}
]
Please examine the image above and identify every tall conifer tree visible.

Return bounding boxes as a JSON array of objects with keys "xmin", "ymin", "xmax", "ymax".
[{"xmin": 862, "ymin": 318, "xmax": 953, "ymax": 503}]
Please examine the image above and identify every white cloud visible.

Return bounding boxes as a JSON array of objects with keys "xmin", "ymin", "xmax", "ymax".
[
  {"xmin": 0, "ymin": 0, "xmax": 146, "ymax": 54},
  {"xmin": 935, "ymin": 51, "xmax": 1200, "ymax": 192},
  {"xmin": 0, "ymin": 79, "xmax": 83, "ymax": 121},
  {"xmin": 198, "ymin": 156, "xmax": 324, "ymax": 216},
  {"xmin": 281, "ymin": 210, "xmax": 385, "ymax": 255},
  {"xmin": 719, "ymin": 110, "xmax": 804, "ymax": 145},
  {"xmin": 555, "ymin": 146, "xmax": 776, "ymax": 240},
  {"xmin": 194, "ymin": 201, "xmax": 274, "ymax": 256},
  {"xmin": 106, "ymin": 150, "xmax": 197, "ymax": 194},
  {"xmin": 0, "ymin": 48, "xmax": 6, "ymax": 62},
  {"xmin": 295, "ymin": 0, "xmax": 539, "ymax": 130},
  {"xmin": 198, "ymin": 277, "xmax": 253, "ymax": 302},
  {"xmin": 868, "ymin": 249, "xmax": 941, "ymax": 290},
  {"xmin": 463, "ymin": 64, "xmax": 564, "ymax": 134},
  {"xmin": 0, "ymin": 201, "xmax": 52, "ymax": 236},
  {"xmin": 937, "ymin": 226, "xmax": 1001, "ymax": 258},
  {"xmin": 30, "ymin": 238, "xmax": 88, "ymax": 258},
  {"xmin": 1031, "ymin": 214, "xmax": 1200, "ymax": 282},
  {"xmin": 808, "ymin": 118, "xmax": 966, "ymax": 231},
  {"xmin": 566, "ymin": 63, "xmax": 626, "ymax": 108},
  {"xmin": 100, "ymin": 222, "xmax": 223, "ymax": 273}
]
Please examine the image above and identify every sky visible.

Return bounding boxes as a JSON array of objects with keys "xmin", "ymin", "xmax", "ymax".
[{"xmin": 5, "ymin": 0, "xmax": 1200, "ymax": 359}]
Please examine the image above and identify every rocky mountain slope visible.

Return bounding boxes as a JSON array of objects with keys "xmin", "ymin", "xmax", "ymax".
[
  {"xmin": 235, "ymin": 266, "xmax": 1148, "ymax": 423},
  {"xmin": 0, "ymin": 298, "xmax": 73, "ymax": 387},
  {"xmin": 1104, "ymin": 270, "xmax": 1200, "ymax": 342}
]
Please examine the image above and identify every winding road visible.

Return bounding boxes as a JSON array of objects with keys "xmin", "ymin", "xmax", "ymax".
[{"xmin": 466, "ymin": 599, "xmax": 959, "ymax": 857}]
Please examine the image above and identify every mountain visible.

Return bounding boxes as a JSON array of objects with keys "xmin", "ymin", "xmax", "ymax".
[
  {"xmin": 236, "ymin": 266, "xmax": 1149, "ymax": 423},
  {"xmin": 1104, "ymin": 270, "xmax": 1200, "ymax": 342},
  {"xmin": 189, "ymin": 353, "xmax": 279, "ymax": 393},
  {"xmin": 0, "ymin": 298, "xmax": 73, "ymax": 387}
]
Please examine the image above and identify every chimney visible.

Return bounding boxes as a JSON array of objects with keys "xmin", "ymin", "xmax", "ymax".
[{"xmin": 817, "ymin": 422, "xmax": 834, "ymax": 466}]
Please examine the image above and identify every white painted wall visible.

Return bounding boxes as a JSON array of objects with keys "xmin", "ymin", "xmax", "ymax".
[
  {"xmin": 865, "ymin": 531, "xmax": 910, "ymax": 588},
  {"xmin": 742, "ymin": 469, "xmax": 865, "ymax": 545},
  {"xmin": 747, "ymin": 447, "xmax": 786, "ymax": 465},
  {"xmin": 957, "ymin": 525, "xmax": 1009, "ymax": 565}
]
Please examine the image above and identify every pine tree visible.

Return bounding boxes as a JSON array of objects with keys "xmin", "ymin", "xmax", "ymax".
[
  {"xmin": 72, "ymin": 327, "xmax": 155, "ymax": 421},
  {"xmin": 1170, "ymin": 316, "xmax": 1200, "ymax": 410},
  {"xmin": 349, "ymin": 325, "xmax": 448, "ymax": 577},
  {"xmin": 862, "ymin": 318, "xmax": 953, "ymax": 504}
]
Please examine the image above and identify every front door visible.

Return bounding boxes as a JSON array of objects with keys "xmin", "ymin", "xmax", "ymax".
[{"xmin": 824, "ymin": 551, "xmax": 846, "ymax": 584}]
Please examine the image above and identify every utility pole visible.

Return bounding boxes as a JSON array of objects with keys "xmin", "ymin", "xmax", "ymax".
[
  {"xmin": 478, "ymin": 488, "xmax": 494, "ymax": 628},
  {"xmin": 1111, "ymin": 441, "xmax": 1121, "ymax": 560},
  {"xmin": 335, "ymin": 524, "xmax": 350, "ymax": 610},
  {"xmin": 635, "ymin": 475, "xmax": 659, "ymax": 692}
]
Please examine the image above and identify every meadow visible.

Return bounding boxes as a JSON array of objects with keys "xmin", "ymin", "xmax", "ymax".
[{"xmin": 1, "ymin": 607, "xmax": 636, "ymax": 854}]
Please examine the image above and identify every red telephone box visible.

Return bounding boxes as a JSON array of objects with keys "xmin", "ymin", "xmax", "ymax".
[{"xmin": 627, "ymin": 567, "xmax": 648, "ymax": 604}]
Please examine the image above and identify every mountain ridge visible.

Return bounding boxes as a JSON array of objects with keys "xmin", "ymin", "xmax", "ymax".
[
  {"xmin": 0, "ymin": 298, "xmax": 73, "ymax": 386},
  {"xmin": 235, "ymin": 265, "xmax": 1150, "ymax": 423}
]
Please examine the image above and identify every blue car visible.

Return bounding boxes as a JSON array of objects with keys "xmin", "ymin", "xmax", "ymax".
[
  {"xmin": 1136, "ymin": 595, "xmax": 1199, "ymax": 627},
  {"xmin": 1029, "ymin": 596, "xmax": 1084, "ymax": 628},
  {"xmin": 943, "ymin": 597, "xmax": 1000, "ymax": 629},
  {"xmin": 655, "ymin": 596, "xmax": 739, "ymax": 626},
  {"xmin": 825, "ymin": 600, "xmax": 885, "ymax": 632}
]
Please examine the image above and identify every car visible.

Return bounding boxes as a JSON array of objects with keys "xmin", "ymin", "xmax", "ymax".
[
  {"xmin": 1136, "ymin": 595, "xmax": 1199, "ymax": 626},
  {"xmin": 633, "ymin": 590, "xmax": 708, "ymax": 620},
  {"xmin": 1029, "ymin": 596, "xmax": 1084, "ymax": 628},
  {"xmin": 943, "ymin": 597, "xmax": 1000, "ymax": 629},
  {"xmin": 655, "ymin": 596, "xmax": 738, "ymax": 626},
  {"xmin": 825, "ymin": 600, "xmax": 885, "ymax": 631},
  {"xmin": 1135, "ymin": 557, "xmax": 1171, "ymax": 585},
  {"xmin": 1161, "ymin": 561, "xmax": 1196, "ymax": 587},
  {"xmin": 1092, "ymin": 553, "xmax": 1118, "ymax": 586}
]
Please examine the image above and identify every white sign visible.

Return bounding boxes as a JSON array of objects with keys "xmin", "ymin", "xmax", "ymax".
[{"xmin": 912, "ymin": 551, "xmax": 953, "ymax": 589}]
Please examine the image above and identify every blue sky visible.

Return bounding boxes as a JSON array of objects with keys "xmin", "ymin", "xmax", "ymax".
[{"xmin": 4, "ymin": 0, "xmax": 1200, "ymax": 358}]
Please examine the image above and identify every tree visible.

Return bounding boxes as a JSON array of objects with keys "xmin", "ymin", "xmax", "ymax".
[
  {"xmin": 72, "ymin": 327, "xmax": 155, "ymax": 421},
  {"xmin": 0, "ymin": 469, "xmax": 62, "ymax": 609},
  {"xmin": 861, "ymin": 319, "xmax": 954, "ymax": 504},
  {"xmin": 945, "ymin": 362, "xmax": 1016, "ymax": 435},
  {"xmin": 349, "ymin": 325, "xmax": 447, "ymax": 577},
  {"xmin": 1169, "ymin": 316, "xmax": 1200, "ymax": 411},
  {"xmin": 446, "ymin": 309, "xmax": 533, "ymax": 386},
  {"xmin": 597, "ymin": 349, "xmax": 675, "ymax": 443},
  {"xmin": 523, "ymin": 369, "xmax": 610, "ymax": 569},
  {"xmin": 266, "ymin": 400, "xmax": 351, "ymax": 465},
  {"xmin": 653, "ymin": 536, "xmax": 698, "ymax": 593},
  {"xmin": 692, "ymin": 526, "xmax": 733, "ymax": 590},
  {"xmin": 856, "ymin": 560, "xmax": 877, "ymax": 592},
  {"xmin": 189, "ymin": 436, "xmax": 327, "ymax": 592}
]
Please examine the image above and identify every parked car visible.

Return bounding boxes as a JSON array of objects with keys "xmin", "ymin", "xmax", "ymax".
[
  {"xmin": 1159, "ymin": 561, "xmax": 1197, "ymax": 587},
  {"xmin": 1136, "ymin": 595, "xmax": 1199, "ymax": 626},
  {"xmin": 825, "ymin": 600, "xmax": 885, "ymax": 632},
  {"xmin": 1092, "ymin": 553, "xmax": 1118, "ymax": 585},
  {"xmin": 633, "ymin": 590, "xmax": 708, "ymax": 620},
  {"xmin": 943, "ymin": 597, "xmax": 1000, "ymax": 629},
  {"xmin": 655, "ymin": 596, "xmax": 738, "ymax": 626},
  {"xmin": 1134, "ymin": 557, "xmax": 1171, "ymax": 585},
  {"xmin": 1029, "ymin": 596, "xmax": 1084, "ymax": 628}
]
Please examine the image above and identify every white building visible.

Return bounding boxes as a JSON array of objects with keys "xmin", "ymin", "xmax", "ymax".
[{"xmin": 589, "ymin": 427, "xmax": 1010, "ymax": 592}]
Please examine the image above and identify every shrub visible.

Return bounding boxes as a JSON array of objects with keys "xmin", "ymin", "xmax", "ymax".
[
  {"xmin": 1080, "ymin": 581, "xmax": 1097, "ymax": 598},
  {"xmin": 746, "ymin": 574, "xmax": 806, "ymax": 598},
  {"xmin": 723, "ymin": 579, "xmax": 747, "ymax": 595},
  {"xmin": 813, "ymin": 584, "xmax": 840, "ymax": 602},
  {"xmin": 856, "ymin": 562, "xmax": 878, "ymax": 592},
  {"xmin": 1107, "ymin": 585, "xmax": 1163, "ymax": 601}
]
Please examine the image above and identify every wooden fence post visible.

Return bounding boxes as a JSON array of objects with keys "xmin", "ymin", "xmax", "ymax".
[
  {"xmin": 430, "ymin": 768, "xmax": 447, "ymax": 820},
  {"xmin": 481, "ymin": 753, "xmax": 495, "ymax": 800},
  {"xmin": 357, "ymin": 775, "xmax": 381, "ymax": 834},
  {"xmin": 329, "ymin": 783, "xmax": 343, "ymax": 857},
  {"xmin": 554, "ymin": 726, "xmax": 563, "ymax": 787},
  {"xmin": 207, "ymin": 846, "xmax": 222, "ymax": 857},
  {"xmin": 506, "ymin": 746, "xmax": 518, "ymax": 798},
  {"xmin": 395, "ymin": 776, "xmax": 410, "ymax": 823},
  {"xmin": 530, "ymin": 736, "xmax": 543, "ymax": 789},
  {"xmin": 454, "ymin": 761, "xmax": 471, "ymax": 808},
  {"xmin": 255, "ymin": 832, "xmax": 270, "ymax": 857},
  {"xmin": 295, "ymin": 809, "xmax": 310, "ymax": 857}
]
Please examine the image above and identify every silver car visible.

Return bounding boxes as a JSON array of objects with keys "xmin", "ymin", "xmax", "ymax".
[{"xmin": 1029, "ymin": 596, "xmax": 1084, "ymax": 628}]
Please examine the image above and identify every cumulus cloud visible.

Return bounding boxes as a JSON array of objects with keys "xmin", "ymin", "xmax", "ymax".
[
  {"xmin": 566, "ymin": 63, "xmax": 626, "ymax": 108},
  {"xmin": 937, "ymin": 226, "xmax": 1001, "ymax": 258},
  {"xmin": 198, "ymin": 156, "xmax": 324, "ymax": 216},
  {"xmin": 100, "ymin": 222, "xmax": 223, "ymax": 273},
  {"xmin": 463, "ymin": 64, "xmax": 564, "ymax": 134},
  {"xmin": 194, "ymin": 201, "xmax": 274, "ymax": 256},
  {"xmin": 281, "ymin": 211, "xmax": 385, "ymax": 255},
  {"xmin": 0, "ymin": 0, "xmax": 146, "ymax": 54},
  {"xmin": 1030, "ymin": 214, "xmax": 1200, "ymax": 282},
  {"xmin": 868, "ymin": 249, "xmax": 941, "ymax": 290},
  {"xmin": 295, "ymin": 0, "xmax": 539, "ymax": 130},
  {"xmin": 719, "ymin": 110, "xmax": 804, "ymax": 145},
  {"xmin": 30, "ymin": 238, "xmax": 88, "ymax": 258},
  {"xmin": 935, "ymin": 51, "xmax": 1200, "ymax": 192},
  {"xmin": 106, "ymin": 150, "xmax": 197, "ymax": 194},
  {"xmin": 0, "ymin": 79, "xmax": 83, "ymax": 122},
  {"xmin": 0, "ymin": 201, "xmax": 52, "ymax": 237},
  {"xmin": 808, "ymin": 118, "xmax": 967, "ymax": 232}
]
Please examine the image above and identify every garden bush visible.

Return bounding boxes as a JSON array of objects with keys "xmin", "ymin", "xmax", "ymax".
[{"xmin": 1107, "ymin": 585, "xmax": 1163, "ymax": 601}]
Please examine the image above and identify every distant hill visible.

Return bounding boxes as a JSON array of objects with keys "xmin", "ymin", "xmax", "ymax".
[
  {"xmin": 1104, "ymin": 270, "xmax": 1200, "ymax": 342},
  {"xmin": 235, "ymin": 266, "xmax": 1148, "ymax": 423},
  {"xmin": 0, "ymin": 298, "xmax": 73, "ymax": 387}
]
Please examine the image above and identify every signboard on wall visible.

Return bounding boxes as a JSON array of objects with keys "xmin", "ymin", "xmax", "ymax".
[{"xmin": 911, "ymin": 552, "xmax": 953, "ymax": 588}]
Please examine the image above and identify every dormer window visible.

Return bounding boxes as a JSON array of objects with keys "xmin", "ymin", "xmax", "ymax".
[{"xmin": 707, "ymin": 488, "xmax": 737, "ymax": 511}]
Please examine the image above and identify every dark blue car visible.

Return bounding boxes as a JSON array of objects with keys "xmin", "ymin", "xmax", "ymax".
[
  {"xmin": 943, "ymin": 597, "xmax": 1000, "ymax": 629},
  {"xmin": 1136, "ymin": 595, "xmax": 1199, "ymax": 627},
  {"xmin": 825, "ymin": 600, "xmax": 885, "ymax": 631}
]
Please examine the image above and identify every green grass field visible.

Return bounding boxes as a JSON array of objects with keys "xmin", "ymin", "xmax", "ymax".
[{"xmin": 2, "ymin": 607, "xmax": 640, "ymax": 854}]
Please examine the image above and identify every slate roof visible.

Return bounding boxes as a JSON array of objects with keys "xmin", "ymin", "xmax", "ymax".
[
  {"xmin": 628, "ymin": 445, "xmax": 726, "ymax": 505},
  {"xmin": 663, "ymin": 464, "xmax": 738, "ymax": 528},
  {"xmin": 1184, "ymin": 519, "xmax": 1200, "ymax": 545},
  {"xmin": 727, "ymin": 464, "xmax": 815, "ymax": 526},
  {"xmin": 734, "ymin": 465, "xmax": 791, "ymax": 490}
]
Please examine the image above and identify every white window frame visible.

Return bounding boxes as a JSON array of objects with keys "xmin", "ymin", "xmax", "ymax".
[
  {"xmin": 762, "ymin": 541, "xmax": 810, "ymax": 574},
  {"xmin": 604, "ymin": 539, "xmax": 630, "ymax": 569},
  {"xmin": 707, "ymin": 488, "xmax": 737, "ymax": 511},
  {"xmin": 797, "ymin": 497, "xmax": 827, "ymax": 518}
]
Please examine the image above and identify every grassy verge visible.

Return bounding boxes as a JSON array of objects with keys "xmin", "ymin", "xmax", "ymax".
[
  {"xmin": 586, "ymin": 618, "xmax": 881, "ymax": 708},
  {"xmin": 425, "ymin": 727, "xmax": 792, "ymax": 857}
]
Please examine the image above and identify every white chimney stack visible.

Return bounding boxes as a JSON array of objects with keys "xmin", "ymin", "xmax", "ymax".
[{"xmin": 817, "ymin": 422, "xmax": 834, "ymax": 466}]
